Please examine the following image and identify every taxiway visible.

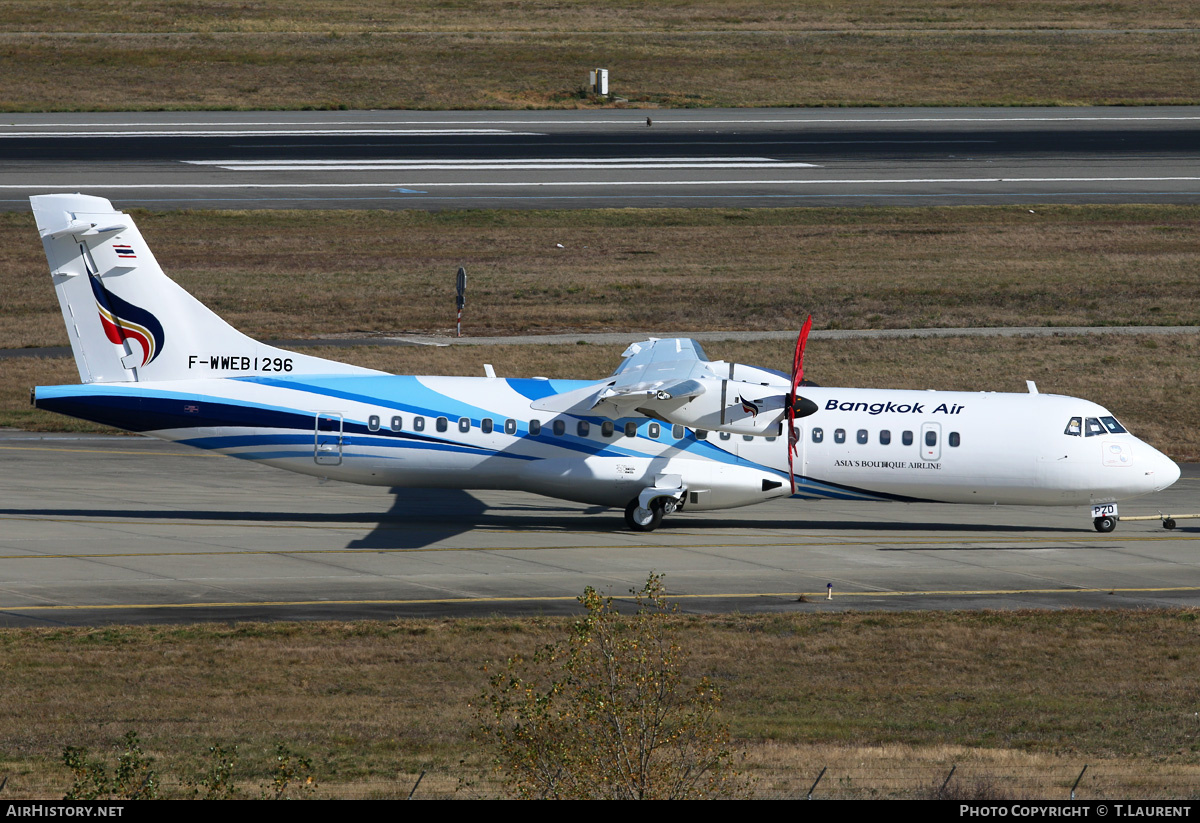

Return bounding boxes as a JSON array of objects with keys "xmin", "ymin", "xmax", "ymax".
[{"xmin": 1, "ymin": 433, "xmax": 1196, "ymax": 626}]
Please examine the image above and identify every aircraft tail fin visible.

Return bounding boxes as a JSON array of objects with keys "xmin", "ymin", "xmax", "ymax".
[{"xmin": 31, "ymin": 193, "xmax": 378, "ymax": 383}]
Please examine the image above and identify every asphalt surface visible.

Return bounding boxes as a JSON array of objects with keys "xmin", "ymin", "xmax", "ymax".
[
  {"xmin": 1, "ymin": 432, "xmax": 1196, "ymax": 626},
  {"xmin": 2, "ymin": 107, "xmax": 1199, "ymax": 209},
  {"xmin": 5, "ymin": 106, "xmax": 1198, "ymax": 627}
]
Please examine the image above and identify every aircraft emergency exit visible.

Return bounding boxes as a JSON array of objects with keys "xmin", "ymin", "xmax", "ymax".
[{"xmin": 29, "ymin": 194, "xmax": 1180, "ymax": 532}]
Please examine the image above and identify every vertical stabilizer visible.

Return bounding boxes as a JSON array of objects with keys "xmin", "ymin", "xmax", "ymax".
[{"xmin": 31, "ymin": 194, "xmax": 379, "ymax": 383}]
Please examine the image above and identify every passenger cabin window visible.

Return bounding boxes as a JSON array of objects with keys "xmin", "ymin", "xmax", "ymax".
[
  {"xmin": 834, "ymin": 428, "xmax": 846, "ymax": 444},
  {"xmin": 481, "ymin": 418, "xmax": 493, "ymax": 434},
  {"xmin": 1084, "ymin": 417, "xmax": 1105, "ymax": 437},
  {"xmin": 812, "ymin": 427, "xmax": 824, "ymax": 443},
  {"xmin": 925, "ymin": 430, "xmax": 937, "ymax": 447},
  {"xmin": 719, "ymin": 431, "xmax": 731, "ymax": 441},
  {"xmin": 577, "ymin": 421, "xmax": 590, "ymax": 437},
  {"xmin": 1064, "ymin": 416, "xmax": 1082, "ymax": 437},
  {"xmin": 528, "ymin": 419, "xmax": 541, "ymax": 436},
  {"xmin": 602, "ymin": 421, "xmax": 615, "ymax": 437},
  {"xmin": 949, "ymin": 431, "xmax": 961, "ymax": 447},
  {"xmin": 902, "ymin": 430, "xmax": 913, "ymax": 446},
  {"xmin": 648, "ymin": 423, "xmax": 660, "ymax": 439},
  {"xmin": 856, "ymin": 429, "xmax": 868, "ymax": 445},
  {"xmin": 436, "ymin": 417, "xmax": 448, "ymax": 432},
  {"xmin": 553, "ymin": 420, "xmax": 566, "ymax": 436},
  {"xmin": 413, "ymin": 417, "xmax": 425, "ymax": 432},
  {"xmin": 672, "ymin": 424, "xmax": 684, "ymax": 439},
  {"xmin": 696, "ymin": 429, "xmax": 708, "ymax": 440},
  {"xmin": 368, "ymin": 415, "xmax": 381, "ymax": 432},
  {"xmin": 625, "ymin": 422, "xmax": 638, "ymax": 437},
  {"xmin": 505, "ymin": 418, "xmax": 517, "ymax": 435},
  {"xmin": 880, "ymin": 430, "xmax": 891, "ymax": 446},
  {"xmin": 458, "ymin": 417, "xmax": 471, "ymax": 433},
  {"xmin": 390, "ymin": 415, "xmax": 403, "ymax": 432}
]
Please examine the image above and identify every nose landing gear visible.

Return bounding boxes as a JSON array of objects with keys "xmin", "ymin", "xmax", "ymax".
[{"xmin": 1091, "ymin": 503, "xmax": 1118, "ymax": 533}]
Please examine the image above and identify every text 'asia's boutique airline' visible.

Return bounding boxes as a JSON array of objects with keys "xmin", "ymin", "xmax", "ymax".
[{"xmin": 30, "ymin": 194, "xmax": 1179, "ymax": 532}]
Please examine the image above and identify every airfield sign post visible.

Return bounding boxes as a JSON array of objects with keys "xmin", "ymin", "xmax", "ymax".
[{"xmin": 455, "ymin": 266, "xmax": 466, "ymax": 338}]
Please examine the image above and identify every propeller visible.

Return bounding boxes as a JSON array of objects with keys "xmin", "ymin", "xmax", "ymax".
[{"xmin": 786, "ymin": 315, "xmax": 813, "ymax": 495}]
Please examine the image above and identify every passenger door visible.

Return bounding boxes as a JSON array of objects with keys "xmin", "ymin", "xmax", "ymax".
[{"xmin": 314, "ymin": 412, "xmax": 344, "ymax": 465}]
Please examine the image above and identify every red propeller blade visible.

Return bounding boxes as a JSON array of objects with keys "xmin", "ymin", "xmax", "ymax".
[
  {"xmin": 786, "ymin": 315, "xmax": 813, "ymax": 495},
  {"xmin": 792, "ymin": 314, "xmax": 812, "ymax": 393}
]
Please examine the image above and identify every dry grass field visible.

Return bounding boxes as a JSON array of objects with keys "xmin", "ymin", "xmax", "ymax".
[
  {"xmin": 0, "ymin": 1, "xmax": 1197, "ymax": 109},
  {"xmin": 4, "ymin": 1, "xmax": 1197, "ymax": 34},
  {"xmin": 1, "ymin": 611, "xmax": 1198, "ymax": 799},
  {"xmin": 5, "ymin": 205, "xmax": 1197, "ymax": 457},
  {"xmin": 4, "ymin": 206, "xmax": 1197, "ymax": 348},
  {"xmin": 6, "ymin": 332, "xmax": 1198, "ymax": 459}
]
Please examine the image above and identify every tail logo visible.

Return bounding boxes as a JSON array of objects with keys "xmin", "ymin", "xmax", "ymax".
[{"xmin": 89, "ymin": 277, "xmax": 165, "ymax": 367}]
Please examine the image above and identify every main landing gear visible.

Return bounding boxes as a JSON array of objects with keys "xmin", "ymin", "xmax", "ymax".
[
  {"xmin": 625, "ymin": 498, "xmax": 666, "ymax": 532},
  {"xmin": 624, "ymin": 475, "xmax": 686, "ymax": 532}
]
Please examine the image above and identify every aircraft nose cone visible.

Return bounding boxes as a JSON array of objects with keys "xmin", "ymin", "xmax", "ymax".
[
  {"xmin": 1144, "ymin": 447, "xmax": 1181, "ymax": 492},
  {"xmin": 1158, "ymin": 454, "xmax": 1182, "ymax": 490}
]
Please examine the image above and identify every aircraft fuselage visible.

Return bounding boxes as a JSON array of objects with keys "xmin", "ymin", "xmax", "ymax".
[{"xmin": 35, "ymin": 376, "xmax": 1179, "ymax": 513}]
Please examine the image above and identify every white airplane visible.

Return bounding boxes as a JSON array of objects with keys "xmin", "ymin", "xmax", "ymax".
[{"xmin": 29, "ymin": 193, "xmax": 1180, "ymax": 533}]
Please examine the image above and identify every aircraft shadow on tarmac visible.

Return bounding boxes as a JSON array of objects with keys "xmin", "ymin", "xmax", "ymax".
[{"xmin": 3, "ymin": 488, "xmax": 1106, "ymax": 552}]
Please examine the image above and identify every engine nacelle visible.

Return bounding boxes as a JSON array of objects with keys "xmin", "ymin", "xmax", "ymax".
[
  {"xmin": 518, "ymin": 455, "xmax": 790, "ymax": 509},
  {"xmin": 637, "ymin": 377, "xmax": 787, "ymax": 436}
]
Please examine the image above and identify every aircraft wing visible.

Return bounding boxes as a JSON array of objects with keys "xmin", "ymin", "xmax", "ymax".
[
  {"xmin": 530, "ymin": 338, "xmax": 792, "ymax": 435},
  {"xmin": 531, "ymin": 338, "xmax": 710, "ymax": 416},
  {"xmin": 597, "ymin": 338, "xmax": 712, "ymax": 411}
]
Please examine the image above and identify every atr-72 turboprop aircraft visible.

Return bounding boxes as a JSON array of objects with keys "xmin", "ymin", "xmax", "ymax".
[{"xmin": 29, "ymin": 194, "xmax": 1179, "ymax": 532}]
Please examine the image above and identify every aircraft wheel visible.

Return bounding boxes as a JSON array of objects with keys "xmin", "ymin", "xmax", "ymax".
[
  {"xmin": 625, "ymin": 498, "xmax": 664, "ymax": 532},
  {"xmin": 1093, "ymin": 515, "xmax": 1117, "ymax": 533},
  {"xmin": 1164, "ymin": 518, "xmax": 1177, "ymax": 530}
]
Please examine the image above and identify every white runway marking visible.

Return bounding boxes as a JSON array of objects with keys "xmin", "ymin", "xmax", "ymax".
[
  {"xmin": 185, "ymin": 157, "xmax": 822, "ymax": 171},
  {"xmin": 3, "ymin": 176, "xmax": 1198, "ymax": 190},
  {"xmin": 0, "ymin": 129, "xmax": 541, "ymax": 138}
]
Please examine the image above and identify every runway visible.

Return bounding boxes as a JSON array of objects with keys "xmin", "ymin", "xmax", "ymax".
[
  {"xmin": 2, "ymin": 107, "xmax": 1199, "ymax": 209},
  {"xmin": 1, "ymin": 432, "xmax": 1196, "ymax": 626}
]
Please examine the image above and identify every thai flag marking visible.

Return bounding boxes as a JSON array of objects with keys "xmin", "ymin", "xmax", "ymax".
[{"xmin": 113, "ymin": 245, "xmax": 136, "ymax": 259}]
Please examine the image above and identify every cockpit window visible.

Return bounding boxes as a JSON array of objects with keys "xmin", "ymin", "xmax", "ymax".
[
  {"xmin": 1064, "ymin": 417, "xmax": 1082, "ymax": 437},
  {"xmin": 1084, "ymin": 417, "xmax": 1105, "ymax": 437},
  {"xmin": 1100, "ymin": 416, "xmax": 1127, "ymax": 434}
]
